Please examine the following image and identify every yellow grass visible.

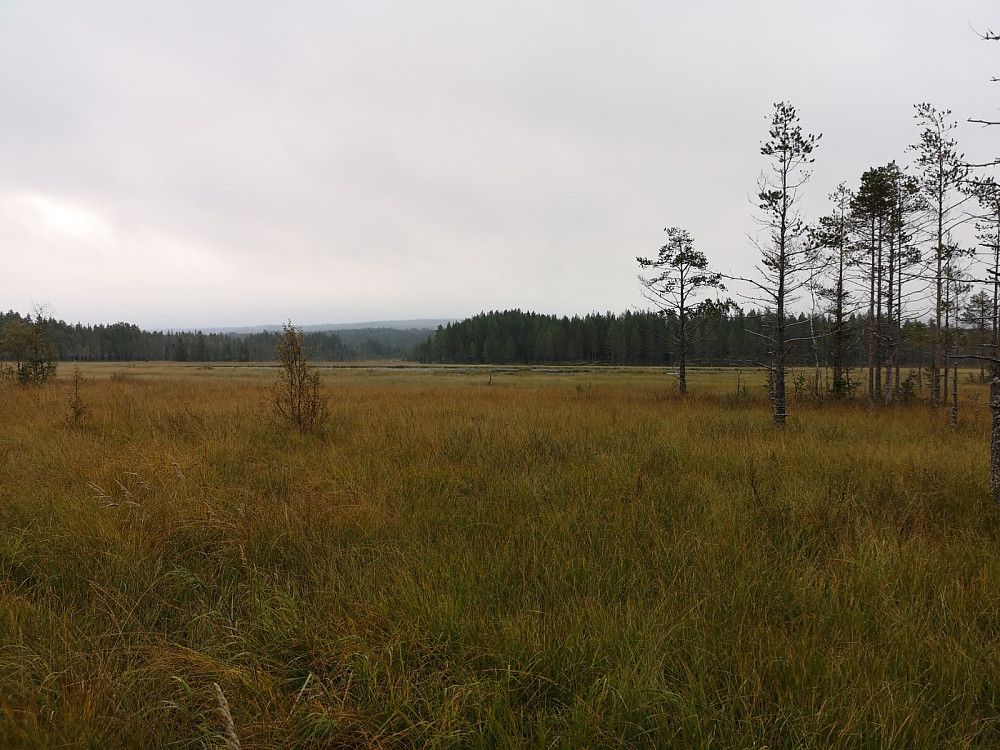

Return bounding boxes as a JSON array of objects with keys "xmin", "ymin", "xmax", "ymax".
[{"xmin": 0, "ymin": 363, "xmax": 997, "ymax": 748}]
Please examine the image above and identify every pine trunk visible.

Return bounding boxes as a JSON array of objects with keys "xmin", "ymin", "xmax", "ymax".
[
  {"xmin": 991, "ymin": 378, "xmax": 1000, "ymax": 504},
  {"xmin": 950, "ymin": 360, "xmax": 958, "ymax": 429}
]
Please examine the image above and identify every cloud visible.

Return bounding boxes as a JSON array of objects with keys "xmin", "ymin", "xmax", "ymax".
[
  {"xmin": 0, "ymin": 0, "xmax": 996, "ymax": 328},
  {"xmin": 2, "ymin": 193, "xmax": 115, "ymax": 245}
]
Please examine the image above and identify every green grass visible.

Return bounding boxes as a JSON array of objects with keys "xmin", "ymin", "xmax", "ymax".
[{"xmin": 0, "ymin": 364, "xmax": 998, "ymax": 748}]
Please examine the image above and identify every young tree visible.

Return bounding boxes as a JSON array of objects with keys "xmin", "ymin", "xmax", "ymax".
[
  {"xmin": 885, "ymin": 163, "xmax": 923, "ymax": 400},
  {"xmin": 962, "ymin": 290, "xmax": 993, "ymax": 381},
  {"xmin": 977, "ymin": 176, "xmax": 1000, "ymax": 501},
  {"xmin": 942, "ymin": 257, "xmax": 972, "ymax": 427},
  {"xmin": 970, "ymin": 178, "xmax": 1000, "ymax": 370},
  {"xmin": 272, "ymin": 322, "xmax": 328, "ymax": 432},
  {"xmin": 910, "ymin": 104, "xmax": 968, "ymax": 407},
  {"xmin": 738, "ymin": 102, "xmax": 821, "ymax": 425},
  {"xmin": 1, "ymin": 314, "xmax": 57, "ymax": 386},
  {"xmin": 811, "ymin": 183, "xmax": 857, "ymax": 398},
  {"xmin": 637, "ymin": 227, "xmax": 726, "ymax": 395}
]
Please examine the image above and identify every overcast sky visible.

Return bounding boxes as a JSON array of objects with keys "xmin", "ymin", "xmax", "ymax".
[{"xmin": 0, "ymin": 1, "xmax": 996, "ymax": 330}]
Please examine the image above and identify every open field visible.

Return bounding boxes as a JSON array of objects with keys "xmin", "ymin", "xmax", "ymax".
[{"xmin": 2, "ymin": 364, "xmax": 999, "ymax": 748}]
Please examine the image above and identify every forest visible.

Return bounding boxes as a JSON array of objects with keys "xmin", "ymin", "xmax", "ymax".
[
  {"xmin": 415, "ymin": 308, "xmax": 945, "ymax": 372},
  {"xmin": 0, "ymin": 311, "xmax": 431, "ymax": 363}
]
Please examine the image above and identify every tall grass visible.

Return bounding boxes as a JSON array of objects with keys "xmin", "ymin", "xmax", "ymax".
[{"xmin": 0, "ymin": 364, "xmax": 998, "ymax": 748}]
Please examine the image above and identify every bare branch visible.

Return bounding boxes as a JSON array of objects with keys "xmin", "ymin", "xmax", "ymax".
[{"xmin": 962, "ymin": 158, "xmax": 1000, "ymax": 168}]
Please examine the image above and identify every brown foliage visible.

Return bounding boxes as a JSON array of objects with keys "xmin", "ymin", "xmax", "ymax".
[{"xmin": 272, "ymin": 322, "xmax": 328, "ymax": 432}]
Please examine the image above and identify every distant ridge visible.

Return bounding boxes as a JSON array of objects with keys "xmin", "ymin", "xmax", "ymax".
[{"xmin": 200, "ymin": 319, "xmax": 455, "ymax": 334}]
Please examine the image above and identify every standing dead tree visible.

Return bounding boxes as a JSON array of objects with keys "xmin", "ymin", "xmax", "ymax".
[{"xmin": 969, "ymin": 27, "xmax": 999, "ymax": 130}]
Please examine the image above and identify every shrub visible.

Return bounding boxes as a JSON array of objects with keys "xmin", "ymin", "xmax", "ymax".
[
  {"xmin": 272, "ymin": 322, "xmax": 328, "ymax": 432},
  {"xmin": 68, "ymin": 366, "xmax": 89, "ymax": 424}
]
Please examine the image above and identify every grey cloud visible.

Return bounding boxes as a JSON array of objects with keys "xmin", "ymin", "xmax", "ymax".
[{"xmin": 0, "ymin": 0, "xmax": 995, "ymax": 329}]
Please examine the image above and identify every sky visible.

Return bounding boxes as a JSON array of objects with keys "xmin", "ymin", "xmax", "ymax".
[{"xmin": 0, "ymin": 1, "xmax": 997, "ymax": 330}]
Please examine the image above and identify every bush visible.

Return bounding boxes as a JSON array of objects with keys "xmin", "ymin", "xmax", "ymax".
[
  {"xmin": 68, "ymin": 366, "xmax": 89, "ymax": 425},
  {"xmin": 272, "ymin": 322, "xmax": 328, "ymax": 432}
]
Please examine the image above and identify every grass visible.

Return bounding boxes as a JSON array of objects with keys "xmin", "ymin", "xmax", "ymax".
[{"xmin": 1, "ymin": 363, "xmax": 998, "ymax": 748}]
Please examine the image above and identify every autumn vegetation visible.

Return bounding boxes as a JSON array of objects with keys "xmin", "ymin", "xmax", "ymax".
[{"xmin": 1, "ymin": 363, "xmax": 999, "ymax": 748}]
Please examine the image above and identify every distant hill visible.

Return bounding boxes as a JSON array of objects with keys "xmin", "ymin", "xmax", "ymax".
[{"xmin": 201, "ymin": 319, "xmax": 454, "ymax": 334}]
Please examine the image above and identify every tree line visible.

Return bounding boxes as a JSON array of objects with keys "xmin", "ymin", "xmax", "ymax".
[
  {"xmin": 2, "ymin": 305, "xmax": 957, "ymax": 389},
  {"xmin": 414, "ymin": 308, "xmax": 941, "ymax": 375},
  {"xmin": 0, "ymin": 312, "xmax": 430, "ymax": 363}
]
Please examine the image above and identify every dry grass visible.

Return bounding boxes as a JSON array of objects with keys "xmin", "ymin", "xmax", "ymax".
[{"xmin": 0, "ymin": 363, "xmax": 997, "ymax": 748}]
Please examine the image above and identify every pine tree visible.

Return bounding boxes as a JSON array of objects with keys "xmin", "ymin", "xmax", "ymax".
[
  {"xmin": 737, "ymin": 102, "xmax": 821, "ymax": 425},
  {"xmin": 910, "ymin": 104, "xmax": 967, "ymax": 407},
  {"xmin": 637, "ymin": 227, "xmax": 727, "ymax": 395},
  {"xmin": 812, "ymin": 183, "xmax": 856, "ymax": 398}
]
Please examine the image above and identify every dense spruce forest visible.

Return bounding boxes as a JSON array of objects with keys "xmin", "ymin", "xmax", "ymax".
[{"xmin": 413, "ymin": 308, "xmax": 942, "ymax": 373}]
